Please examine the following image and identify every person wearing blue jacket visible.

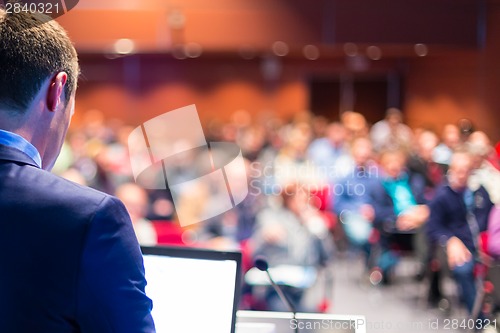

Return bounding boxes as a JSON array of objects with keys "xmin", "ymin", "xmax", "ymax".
[
  {"xmin": 369, "ymin": 148, "xmax": 429, "ymax": 284},
  {"xmin": 427, "ymin": 149, "xmax": 493, "ymax": 314},
  {"xmin": 334, "ymin": 137, "xmax": 379, "ymax": 262}
]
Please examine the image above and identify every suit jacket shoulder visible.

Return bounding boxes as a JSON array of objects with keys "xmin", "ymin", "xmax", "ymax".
[{"xmin": 0, "ymin": 146, "xmax": 155, "ymax": 333}]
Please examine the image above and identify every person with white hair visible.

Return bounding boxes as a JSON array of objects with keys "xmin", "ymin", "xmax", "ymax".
[
  {"xmin": 467, "ymin": 131, "xmax": 500, "ymax": 205},
  {"xmin": 427, "ymin": 149, "xmax": 493, "ymax": 314}
]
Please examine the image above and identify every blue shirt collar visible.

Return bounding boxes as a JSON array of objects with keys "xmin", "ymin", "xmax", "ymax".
[{"xmin": 0, "ymin": 129, "xmax": 42, "ymax": 168}]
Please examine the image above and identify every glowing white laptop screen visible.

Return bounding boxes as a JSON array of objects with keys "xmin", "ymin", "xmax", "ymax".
[{"xmin": 141, "ymin": 246, "xmax": 241, "ymax": 333}]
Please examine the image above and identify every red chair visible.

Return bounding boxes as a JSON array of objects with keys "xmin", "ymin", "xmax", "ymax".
[{"xmin": 151, "ymin": 220, "xmax": 186, "ymax": 246}]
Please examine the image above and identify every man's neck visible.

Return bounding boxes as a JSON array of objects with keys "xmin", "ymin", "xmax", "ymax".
[{"xmin": 0, "ymin": 126, "xmax": 33, "ymax": 145}]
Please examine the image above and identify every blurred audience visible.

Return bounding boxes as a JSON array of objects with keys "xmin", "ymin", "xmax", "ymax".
[
  {"xmin": 370, "ymin": 108, "xmax": 413, "ymax": 152},
  {"xmin": 55, "ymin": 106, "xmax": 500, "ymax": 316},
  {"xmin": 251, "ymin": 183, "xmax": 330, "ymax": 268},
  {"xmin": 308, "ymin": 122, "xmax": 348, "ymax": 181},
  {"xmin": 115, "ymin": 183, "xmax": 158, "ymax": 246},
  {"xmin": 341, "ymin": 111, "xmax": 369, "ymax": 141},
  {"xmin": 273, "ymin": 122, "xmax": 322, "ymax": 189},
  {"xmin": 433, "ymin": 124, "xmax": 461, "ymax": 167},
  {"xmin": 249, "ymin": 183, "xmax": 332, "ymax": 311},
  {"xmin": 407, "ymin": 129, "xmax": 444, "ymax": 201}
]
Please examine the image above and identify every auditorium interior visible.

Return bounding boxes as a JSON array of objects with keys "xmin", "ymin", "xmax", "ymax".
[{"xmin": 47, "ymin": 0, "xmax": 500, "ymax": 332}]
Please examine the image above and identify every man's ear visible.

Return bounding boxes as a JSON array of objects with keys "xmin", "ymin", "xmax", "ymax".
[{"xmin": 47, "ymin": 72, "xmax": 68, "ymax": 112}]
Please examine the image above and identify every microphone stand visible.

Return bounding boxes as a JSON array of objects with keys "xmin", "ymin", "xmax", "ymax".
[{"xmin": 255, "ymin": 257, "xmax": 299, "ymax": 333}]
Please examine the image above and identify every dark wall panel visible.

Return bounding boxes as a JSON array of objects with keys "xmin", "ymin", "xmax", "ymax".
[{"xmin": 331, "ymin": 0, "xmax": 480, "ymax": 46}]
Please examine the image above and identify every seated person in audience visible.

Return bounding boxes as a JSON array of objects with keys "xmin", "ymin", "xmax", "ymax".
[
  {"xmin": 433, "ymin": 124, "xmax": 461, "ymax": 167},
  {"xmin": 408, "ymin": 129, "xmax": 448, "ymax": 299},
  {"xmin": 407, "ymin": 130, "xmax": 445, "ymax": 201},
  {"xmin": 487, "ymin": 206, "xmax": 500, "ymax": 319},
  {"xmin": 370, "ymin": 148, "xmax": 429, "ymax": 283},
  {"xmin": 341, "ymin": 111, "xmax": 369, "ymax": 141},
  {"xmin": 467, "ymin": 131, "xmax": 500, "ymax": 205},
  {"xmin": 370, "ymin": 108, "xmax": 413, "ymax": 153},
  {"xmin": 334, "ymin": 137, "xmax": 379, "ymax": 261},
  {"xmin": 307, "ymin": 122, "xmax": 349, "ymax": 182},
  {"xmin": 273, "ymin": 123, "xmax": 321, "ymax": 188},
  {"xmin": 427, "ymin": 149, "xmax": 493, "ymax": 314},
  {"xmin": 250, "ymin": 183, "xmax": 331, "ymax": 311},
  {"xmin": 488, "ymin": 207, "xmax": 500, "ymax": 260},
  {"xmin": 199, "ymin": 158, "xmax": 264, "ymax": 249},
  {"xmin": 467, "ymin": 132, "xmax": 500, "ymax": 316},
  {"xmin": 116, "ymin": 183, "xmax": 158, "ymax": 246}
]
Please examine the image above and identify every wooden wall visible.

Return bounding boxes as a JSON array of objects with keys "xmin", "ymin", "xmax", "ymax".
[
  {"xmin": 405, "ymin": 2, "xmax": 500, "ymax": 141},
  {"xmin": 57, "ymin": 0, "xmax": 500, "ymax": 142}
]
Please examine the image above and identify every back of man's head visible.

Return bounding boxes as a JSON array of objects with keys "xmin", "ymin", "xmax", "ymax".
[{"xmin": 0, "ymin": 8, "xmax": 79, "ymax": 114}]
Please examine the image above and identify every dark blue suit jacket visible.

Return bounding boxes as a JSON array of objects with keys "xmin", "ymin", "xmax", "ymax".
[
  {"xmin": 427, "ymin": 184, "xmax": 493, "ymax": 253},
  {"xmin": 0, "ymin": 144, "xmax": 155, "ymax": 332}
]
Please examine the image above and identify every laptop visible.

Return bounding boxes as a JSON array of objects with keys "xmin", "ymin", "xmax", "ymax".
[
  {"xmin": 236, "ymin": 311, "xmax": 367, "ymax": 333},
  {"xmin": 141, "ymin": 246, "xmax": 242, "ymax": 333}
]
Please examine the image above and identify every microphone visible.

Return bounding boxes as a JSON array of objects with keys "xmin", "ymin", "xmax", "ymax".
[{"xmin": 254, "ymin": 256, "xmax": 299, "ymax": 333}]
